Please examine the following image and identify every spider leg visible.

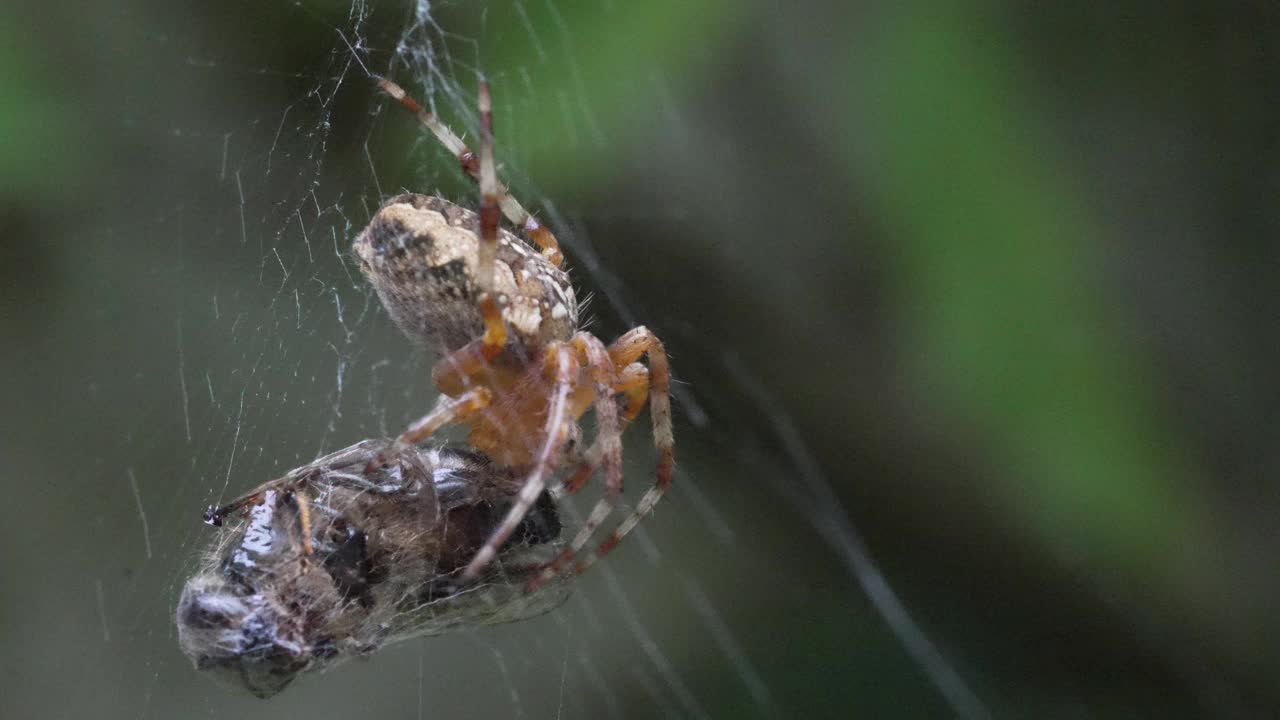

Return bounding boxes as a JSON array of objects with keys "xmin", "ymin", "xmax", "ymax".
[
  {"xmin": 416, "ymin": 80, "xmax": 518, "ymax": 399},
  {"xmin": 569, "ymin": 327, "xmax": 673, "ymax": 579},
  {"xmin": 368, "ymin": 387, "xmax": 492, "ymax": 472},
  {"xmin": 476, "ymin": 80, "xmax": 498, "ymax": 290},
  {"xmin": 430, "ymin": 333, "xmax": 509, "ymax": 397},
  {"xmin": 616, "ymin": 362, "xmax": 652, "ymax": 421},
  {"xmin": 460, "ymin": 342, "xmax": 580, "ymax": 583},
  {"xmin": 377, "ymin": 105, "xmax": 513, "ymax": 469},
  {"xmin": 375, "ymin": 77, "xmax": 563, "ymax": 266},
  {"xmin": 472, "ymin": 79, "xmax": 507, "ymax": 364},
  {"xmin": 561, "ymin": 362, "xmax": 649, "ymax": 494},
  {"xmin": 527, "ymin": 333, "xmax": 623, "ymax": 590}
]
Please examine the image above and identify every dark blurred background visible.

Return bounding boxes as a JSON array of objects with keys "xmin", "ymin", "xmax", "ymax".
[{"xmin": 3, "ymin": 1, "xmax": 1280, "ymax": 718}]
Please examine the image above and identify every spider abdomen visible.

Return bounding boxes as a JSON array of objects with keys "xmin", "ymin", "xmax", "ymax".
[{"xmin": 353, "ymin": 193, "xmax": 577, "ymax": 353}]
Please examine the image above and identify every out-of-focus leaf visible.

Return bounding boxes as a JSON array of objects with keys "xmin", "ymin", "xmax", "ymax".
[
  {"xmin": 448, "ymin": 0, "xmax": 742, "ymax": 189},
  {"xmin": 843, "ymin": 7, "xmax": 1213, "ymax": 596},
  {"xmin": 0, "ymin": 19, "xmax": 76, "ymax": 204}
]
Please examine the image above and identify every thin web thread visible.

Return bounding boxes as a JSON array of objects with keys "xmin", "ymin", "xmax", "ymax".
[{"xmin": 724, "ymin": 352, "xmax": 992, "ymax": 720}]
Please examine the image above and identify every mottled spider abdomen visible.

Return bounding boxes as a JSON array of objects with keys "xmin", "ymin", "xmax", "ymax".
[
  {"xmin": 352, "ymin": 193, "xmax": 578, "ymax": 353},
  {"xmin": 177, "ymin": 440, "xmax": 569, "ymax": 698}
]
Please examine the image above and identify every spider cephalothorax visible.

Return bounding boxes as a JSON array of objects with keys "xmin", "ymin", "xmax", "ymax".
[{"xmin": 355, "ymin": 78, "xmax": 674, "ymax": 588}]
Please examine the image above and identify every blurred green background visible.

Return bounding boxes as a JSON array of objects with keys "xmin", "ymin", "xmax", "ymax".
[{"xmin": 3, "ymin": 1, "xmax": 1280, "ymax": 718}]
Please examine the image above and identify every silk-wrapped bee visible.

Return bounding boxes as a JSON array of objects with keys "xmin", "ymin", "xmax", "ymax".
[{"xmin": 176, "ymin": 439, "xmax": 570, "ymax": 698}]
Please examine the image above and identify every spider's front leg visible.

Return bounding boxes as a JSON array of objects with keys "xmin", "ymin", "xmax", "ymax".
[
  {"xmin": 375, "ymin": 77, "xmax": 563, "ymax": 267},
  {"xmin": 369, "ymin": 82, "xmax": 513, "ymax": 474},
  {"xmin": 366, "ymin": 387, "xmax": 492, "ymax": 472},
  {"xmin": 426, "ymin": 78, "xmax": 511, "ymax": 400}
]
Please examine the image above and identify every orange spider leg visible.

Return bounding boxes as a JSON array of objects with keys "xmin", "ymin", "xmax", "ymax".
[
  {"xmin": 476, "ymin": 81, "xmax": 500, "ymax": 296},
  {"xmin": 505, "ymin": 207, "xmax": 562, "ymax": 268},
  {"xmin": 561, "ymin": 362, "xmax": 649, "ymax": 495},
  {"xmin": 530, "ymin": 327, "xmax": 672, "ymax": 587},
  {"xmin": 574, "ymin": 327, "xmax": 672, "ymax": 576},
  {"xmin": 375, "ymin": 77, "xmax": 562, "ymax": 267},
  {"xmin": 527, "ymin": 334, "xmax": 624, "ymax": 590},
  {"xmin": 460, "ymin": 342, "xmax": 580, "ymax": 583},
  {"xmin": 616, "ymin": 362, "xmax": 651, "ymax": 421},
  {"xmin": 367, "ymin": 387, "xmax": 492, "ymax": 471},
  {"xmin": 430, "ymin": 328, "xmax": 507, "ymax": 396},
  {"xmin": 464, "ymin": 79, "xmax": 508, "ymax": 368},
  {"xmin": 374, "ymin": 77, "xmax": 472, "ymax": 171},
  {"xmin": 430, "ymin": 301, "xmax": 509, "ymax": 398},
  {"xmin": 425, "ymin": 81, "xmax": 518, "ymax": 401}
]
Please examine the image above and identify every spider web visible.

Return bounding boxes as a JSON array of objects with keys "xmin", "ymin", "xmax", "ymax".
[{"xmin": 9, "ymin": 2, "xmax": 991, "ymax": 718}]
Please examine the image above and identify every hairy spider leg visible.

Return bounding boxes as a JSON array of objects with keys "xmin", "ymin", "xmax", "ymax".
[
  {"xmin": 474, "ymin": 80, "xmax": 506, "ymax": 360},
  {"xmin": 560, "ymin": 362, "xmax": 650, "ymax": 494},
  {"xmin": 571, "ymin": 327, "xmax": 673, "ymax": 576},
  {"xmin": 375, "ymin": 77, "xmax": 563, "ymax": 266},
  {"xmin": 367, "ymin": 93, "xmax": 516, "ymax": 471},
  {"xmin": 529, "ymin": 326, "xmax": 673, "ymax": 589},
  {"xmin": 525, "ymin": 334, "xmax": 624, "ymax": 587},
  {"xmin": 460, "ymin": 342, "xmax": 581, "ymax": 583},
  {"xmin": 369, "ymin": 387, "xmax": 493, "ymax": 471}
]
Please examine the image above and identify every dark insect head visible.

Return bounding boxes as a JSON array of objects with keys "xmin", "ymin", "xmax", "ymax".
[{"xmin": 175, "ymin": 576, "xmax": 309, "ymax": 699}]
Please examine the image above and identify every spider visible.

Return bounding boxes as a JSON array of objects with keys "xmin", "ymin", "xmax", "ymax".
[{"xmin": 353, "ymin": 77, "xmax": 673, "ymax": 589}]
